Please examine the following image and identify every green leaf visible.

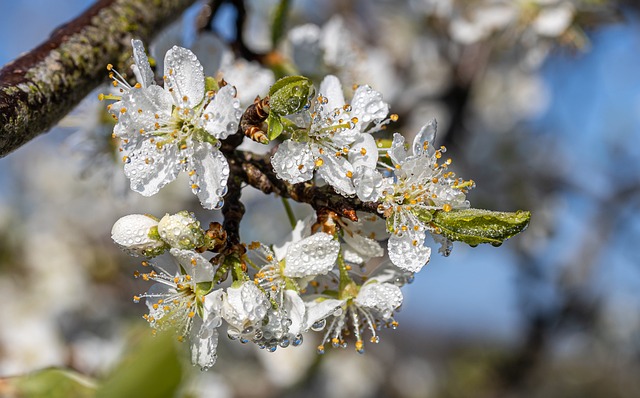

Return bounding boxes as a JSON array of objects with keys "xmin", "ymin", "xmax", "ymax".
[
  {"xmin": 96, "ymin": 331, "xmax": 182, "ymax": 398},
  {"xmin": 431, "ymin": 209, "xmax": 531, "ymax": 247},
  {"xmin": 267, "ymin": 112, "xmax": 284, "ymax": 141},
  {"xmin": 5, "ymin": 368, "xmax": 96, "ymax": 398},
  {"xmin": 268, "ymin": 76, "xmax": 313, "ymax": 116},
  {"xmin": 205, "ymin": 76, "xmax": 219, "ymax": 93},
  {"xmin": 271, "ymin": 0, "xmax": 291, "ymax": 49}
]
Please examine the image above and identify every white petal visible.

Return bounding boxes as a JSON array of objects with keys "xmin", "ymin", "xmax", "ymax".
[
  {"xmin": 412, "ymin": 119, "xmax": 437, "ymax": 157},
  {"xmin": 164, "ymin": 46, "xmax": 205, "ymax": 108},
  {"xmin": 223, "ymin": 282, "xmax": 269, "ymax": 329},
  {"xmin": 114, "ymin": 85, "xmax": 173, "ymax": 137},
  {"xmin": 317, "ymin": 152, "xmax": 355, "ymax": 197},
  {"xmin": 318, "ymin": 75, "xmax": 346, "ymax": 112},
  {"xmin": 273, "ymin": 215, "xmax": 314, "ymax": 260},
  {"xmin": 123, "ymin": 139, "xmax": 181, "ymax": 196},
  {"xmin": 169, "ymin": 248, "xmax": 213, "ymax": 283},
  {"xmin": 271, "ymin": 140, "xmax": 315, "ymax": 184},
  {"xmin": 388, "ymin": 232, "xmax": 431, "ymax": 272},
  {"xmin": 111, "ymin": 214, "xmax": 165, "ymax": 257},
  {"xmin": 350, "ymin": 84, "xmax": 389, "ymax": 128},
  {"xmin": 283, "ymin": 290, "xmax": 306, "ymax": 335},
  {"xmin": 131, "ymin": 39, "xmax": 155, "ymax": 88},
  {"xmin": 284, "ymin": 233, "xmax": 339, "ymax": 278},
  {"xmin": 348, "ymin": 134, "xmax": 378, "ymax": 169},
  {"xmin": 355, "ymin": 282, "xmax": 403, "ymax": 319},
  {"xmin": 202, "ymin": 85, "xmax": 242, "ymax": 140},
  {"xmin": 191, "ymin": 326, "xmax": 218, "ymax": 370},
  {"xmin": 353, "ymin": 166, "xmax": 384, "ymax": 202},
  {"xmin": 342, "ymin": 230, "xmax": 384, "ymax": 261},
  {"xmin": 189, "ymin": 143, "xmax": 229, "ymax": 210},
  {"xmin": 303, "ymin": 298, "xmax": 344, "ymax": 331},
  {"xmin": 388, "ymin": 133, "xmax": 408, "ymax": 167}
]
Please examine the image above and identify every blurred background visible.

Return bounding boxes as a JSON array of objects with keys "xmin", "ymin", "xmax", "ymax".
[{"xmin": 1, "ymin": 0, "xmax": 639, "ymax": 397}]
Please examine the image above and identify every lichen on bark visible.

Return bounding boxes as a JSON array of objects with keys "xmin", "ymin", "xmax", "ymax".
[{"xmin": 0, "ymin": 0, "xmax": 197, "ymax": 157}]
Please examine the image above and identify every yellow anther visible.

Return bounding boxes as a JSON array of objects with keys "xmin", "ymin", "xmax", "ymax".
[
  {"xmin": 191, "ymin": 184, "xmax": 199, "ymax": 190},
  {"xmin": 298, "ymin": 164, "xmax": 304, "ymax": 170},
  {"xmin": 443, "ymin": 204, "xmax": 452, "ymax": 212},
  {"xmin": 134, "ymin": 83, "xmax": 142, "ymax": 89},
  {"xmin": 432, "ymin": 177, "xmax": 439, "ymax": 183},
  {"xmin": 360, "ymin": 147, "xmax": 367, "ymax": 156},
  {"xmin": 120, "ymin": 107, "xmax": 127, "ymax": 114},
  {"xmin": 351, "ymin": 117, "xmax": 359, "ymax": 124},
  {"xmin": 191, "ymin": 258, "xmax": 197, "ymax": 266},
  {"xmin": 106, "ymin": 64, "xmax": 113, "ymax": 71},
  {"xmin": 98, "ymin": 93, "xmax": 105, "ymax": 101},
  {"xmin": 346, "ymin": 171, "xmax": 353, "ymax": 178},
  {"xmin": 112, "ymin": 81, "xmax": 118, "ymax": 87},
  {"xmin": 412, "ymin": 240, "xmax": 418, "ymax": 246},
  {"xmin": 188, "ymin": 311, "xmax": 195, "ymax": 318},
  {"xmin": 152, "ymin": 303, "xmax": 159, "ymax": 310}
]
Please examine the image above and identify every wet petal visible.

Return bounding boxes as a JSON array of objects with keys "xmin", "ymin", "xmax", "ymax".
[
  {"xmin": 353, "ymin": 166, "xmax": 384, "ymax": 202},
  {"xmin": 303, "ymin": 298, "xmax": 344, "ymax": 331},
  {"xmin": 283, "ymin": 290, "xmax": 306, "ymax": 335},
  {"xmin": 388, "ymin": 232, "xmax": 431, "ymax": 272},
  {"xmin": 169, "ymin": 248, "xmax": 213, "ymax": 282},
  {"xmin": 317, "ymin": 152, "xmax": 355, "ymax": 197},
  {"xmin": 131, "ymin": 39, "xmax": 155, "ymax": 88},
  {"xmin": 271, "ymin": 140, "xmax": 315, "ymax": 184},
  {"xmin": 123, "ymin": 139, "xmax": 181, "ymax": 196},
  {"xmin": 284, "ymin": 233, "xmax": 339, "ymax": 278},
  {"xmin": 348, "ymin": 134, "xmax": 378, "ymax": 169},
  {"xmin": 318, "ymin": 75, "xmax": 346, "ymax": 113},
  {"xmin": 164, "ymin": 46, "xmax": 205, "ymax": 108},
  {"xmin": 355, "ymin": 282, "xmax": 403, "ymax": 318},
  {"xmin": 412, "ymin": 119, "xmax": 437, "ymax": 157},
  {"xmin": 189, "ymin": 142, "xmax": 229, "ymax": 210},
  {"xmin": 350, "ymin": 84, "xmax": 389, "ymax": 129},
  {"xmin": 342, "ymin": 230, "xmax": 384, "ymax": 262},
  {"xmin": 202, "ymin": 85, "xmax": 242, "ymax": 140}
]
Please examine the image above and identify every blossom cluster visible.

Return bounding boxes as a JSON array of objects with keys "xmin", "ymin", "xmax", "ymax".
[{"xmin": 107, "ymin": 40, "xmax": 520, "ymax": 370}]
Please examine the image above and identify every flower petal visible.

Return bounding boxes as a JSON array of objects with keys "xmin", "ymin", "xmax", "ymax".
[
  {"xmin": 131, "ymin": 39, "xmax": 155, "ymax": 89},
  {"xmin": 318, "ymin": 75, "xmax": 346, "ymax": 113},
  {"xmin": 202, "ymin": 85, "xmax": 242, "ymax": 140},
  {"xmin": 353, "ymin": 166, "xmax": 384, "ymax": 202},
  {"xmin": 283, "ymin": 290, "xmax": 306, "ymax": 336},
  {"xmin": 223, "ymin": 282, "xmax": 269, "ymax": 329},
  {"xmin": 164, "ymin": 46, "xmax": 205, "ymax": 108},
  {"xmin": 355, "ymin": 282, "xmax": 403, "ymax": 319},
  {"xmin": 123, "ymin": 139, "xmax": 181, "ymax": 196},
  {"xmin": 189, "ymin": 142, "xmax": 229, "ymax": 210},
  {"xmin": 388, "ymin": 132, "xmax": 408, "ymax": 167},
  {"xmin": 388, "ymin": 232, "xmax": 431, "ymax": 272},
  {"xmin": 271, "ymin": 140, "xmax": 315, "ymax": 184},
  {"xmin": 317, "ymin": 152, "xmax": 355, "ymax": 197},
  {"xmin": 169, "ymin": 248, "xmax": 213, "ymax": 282},
  {"xmin": 412, "ymin": 119, "xmax": 437, "ymax": 157},
  {"xmin": 351, "ymin": 84, "xmax": 389, "ymax": 128},
  {"xmin": 303, "ymin": 298, "xmax": 344, "ymax": 331},
  {"xmin": 342, "ymin": 230, "xmax": 384, "ymax": 262},
  {"xmin": 113, "ymin": 85, "xmax": 173, "ymax": 138},
  {"xmin": 348, "ymin": 134, "xmax": 378, "ymax": 170},
  {"xmin": 191, "ymin": 325, "xmax": 218, "ymax": 370},
  {"xmin": 111, "ymin": 214, "xmax": 166, "ymax": 257},
  {"xmin": 284, "ymin": 233, "xmax": 339, "ymax": 278}
]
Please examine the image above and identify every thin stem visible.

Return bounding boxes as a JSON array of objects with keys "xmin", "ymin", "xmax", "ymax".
[{"xmin": 281, "ymin": 197, "xmax": 297, "ymax": 228}]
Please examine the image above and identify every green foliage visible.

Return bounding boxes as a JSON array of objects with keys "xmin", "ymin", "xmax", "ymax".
[
  {"xmin": 271, "ymin": 0, "xmax": 291, "ymax": 49},
  {"xmin": 431, "ymin": 209, "xmax": 531, "ymax": 247},
  {"xmin": 96, "ymin": 331, "xmax": 183, "ymax": 398},
  {"xmin": 268, "ymin": 76, "xmax": 313, "ymax": 116},
  {"xmin": 3, "ymin": 368, "xmax": 96, "ymax": 398},
  {"xmin": 266, "ymin": 112, "xmax": 284, "ymax": 141},
  {"xmin": 204, "ymin": 76, "xmax": 219, "ymax": 93}
]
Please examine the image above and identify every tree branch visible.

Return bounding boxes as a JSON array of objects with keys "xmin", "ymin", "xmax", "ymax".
[
  {"xmin": 227, "ymin": 150, "xmax": 379, "ymax": 222},
  {"xmin": 0, "ymin": 0, "xmax": 197, "ymax": 157}
]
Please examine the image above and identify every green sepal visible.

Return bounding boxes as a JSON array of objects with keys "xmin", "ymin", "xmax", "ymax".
[
  {"xmin": 205, "ymin": 76, "xmax": 219, "ymax": 93},
  {"xmin": 267, "ymin": 112, "xmax": 284, "ymax": 141},
  {"xmin": 431, "ymin": 209, "xmax": 531, "ymax": 247},
  {"xmin": 195, "ymin": 281, "xmax": 214, "ymax": 318},
  {"xmin": 413, "ymin": 208, "xmax": 433, "ymax": 224},
  {"xmin": 268, "ymin": 76, "xmax": 313, "ymax": 115}
]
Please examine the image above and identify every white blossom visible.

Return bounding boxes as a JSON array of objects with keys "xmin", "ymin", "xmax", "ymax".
[
  {"xmin": 271, "ymin": 75, "xmax": 388, "ymax": 201},
  {"xmin": 106, "ymin": 40, "xmax": 241, "ymax": 209},
  {"xmin": 379, "ymin": 119, "xmax": 471, "ymax": 272},
  {"xmin": 134, "ymin": 249, "xmax": 221, "ymax": 370},
  {"xmin": 306, "ymin": 279, "xmax": 403, "ymax": 354}
]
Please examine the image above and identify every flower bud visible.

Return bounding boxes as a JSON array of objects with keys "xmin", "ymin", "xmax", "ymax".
[
  {"xmin": 158, "ymin": 211, "xmax": 205, "ymax": 250},
  {"xmin": 111, "ymin": 214, "xmax": 168, "ymax": 257}
]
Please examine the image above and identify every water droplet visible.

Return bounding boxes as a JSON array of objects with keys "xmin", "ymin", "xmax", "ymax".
[{"xmin": 311, "ymin": 319, "xmax": 326, "ymax": 331}]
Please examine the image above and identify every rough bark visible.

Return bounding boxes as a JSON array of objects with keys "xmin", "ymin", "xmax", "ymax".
[{"xmin": 0, "ymin": 0, "xmax": 197, "ymax": 157}]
